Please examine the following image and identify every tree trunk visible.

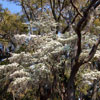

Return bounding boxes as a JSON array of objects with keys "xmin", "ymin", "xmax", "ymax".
[
  {"xmin": 65, "ymin": 80, "xmax": 76, "ymax": 100},
  {"xmin": 91, "ymin": 80, "xmax": 98, "ymax": 100},
  {"xmin": 64, "ymin": 63, "xmax": 81, "ymax": 100}
]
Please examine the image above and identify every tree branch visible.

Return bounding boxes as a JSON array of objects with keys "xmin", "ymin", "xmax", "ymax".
[
  {"xmin": 75, "ymin": 0, "xmax": 98, "ymax": 62},
  {"xmin": 70, "ymin": 0, "xmax": 83, "ymax": 17},
  {"xmin": 81, "ymin": 38, "xmax": 100, "ymax": 64},
  {"xmin": 49, "ymin": 0, "xmax": 57, "ymax": 21}
]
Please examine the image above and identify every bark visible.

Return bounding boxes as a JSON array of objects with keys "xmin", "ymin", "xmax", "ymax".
[
  {"xmin": 21, "ymin": 1, "xmax": 30, "ymax": 22},
  {"xmin": 64, "ymin": 1, "xmax": 100, "ymax": 100},
  {"xmin": 91, "ymin": 80, "xmax": 98, "ymax": 100},
  {"xmin": 65, "ymin": 62, "xmax": 81, "ymax": 100}
]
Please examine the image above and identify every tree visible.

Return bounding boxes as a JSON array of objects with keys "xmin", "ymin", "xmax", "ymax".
[
  {"xmin": 0, "ymin": 6, "xmax": 28, "ymax": 47},
  {"xmin": 0, "ymin": 0, "xmax": 100, "ymax": 100}
]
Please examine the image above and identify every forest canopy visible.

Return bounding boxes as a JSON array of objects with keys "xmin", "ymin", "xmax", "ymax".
[{"xmin": 0, "ymin": 0, "xmax": 100, "ymax": 100}]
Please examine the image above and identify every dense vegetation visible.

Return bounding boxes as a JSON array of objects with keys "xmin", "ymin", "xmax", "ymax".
[{"xmin": 0, "ymin": 0, "xmax": 100, "ymax": 100}]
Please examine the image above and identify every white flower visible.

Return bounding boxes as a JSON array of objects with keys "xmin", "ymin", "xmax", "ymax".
[{"xmin": 12, "ymin": 77, "xmax": 31, "ymax": 85}]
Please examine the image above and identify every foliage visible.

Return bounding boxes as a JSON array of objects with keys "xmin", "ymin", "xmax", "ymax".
[
  {"xmin": 1, "ymin": 0, "xmax": 100, "ymax": 100},
  {"xmin": 0, "ymin": 5, "xmax": 28, "ymax": 48}
]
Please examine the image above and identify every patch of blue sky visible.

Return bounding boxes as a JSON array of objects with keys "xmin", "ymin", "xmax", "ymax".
[
  {"xmin": 0, "ymin": 0, "xmax": 21, "ymax": 13},
  {"xmin": 58, "ymin": 31, "xmax": 62, "ymax": 37}
]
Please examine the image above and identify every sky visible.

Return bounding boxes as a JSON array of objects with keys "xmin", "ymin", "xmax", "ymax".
[{"xmin": 0, "ymin": 0, "xmax": 21, "ymax": 13}]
